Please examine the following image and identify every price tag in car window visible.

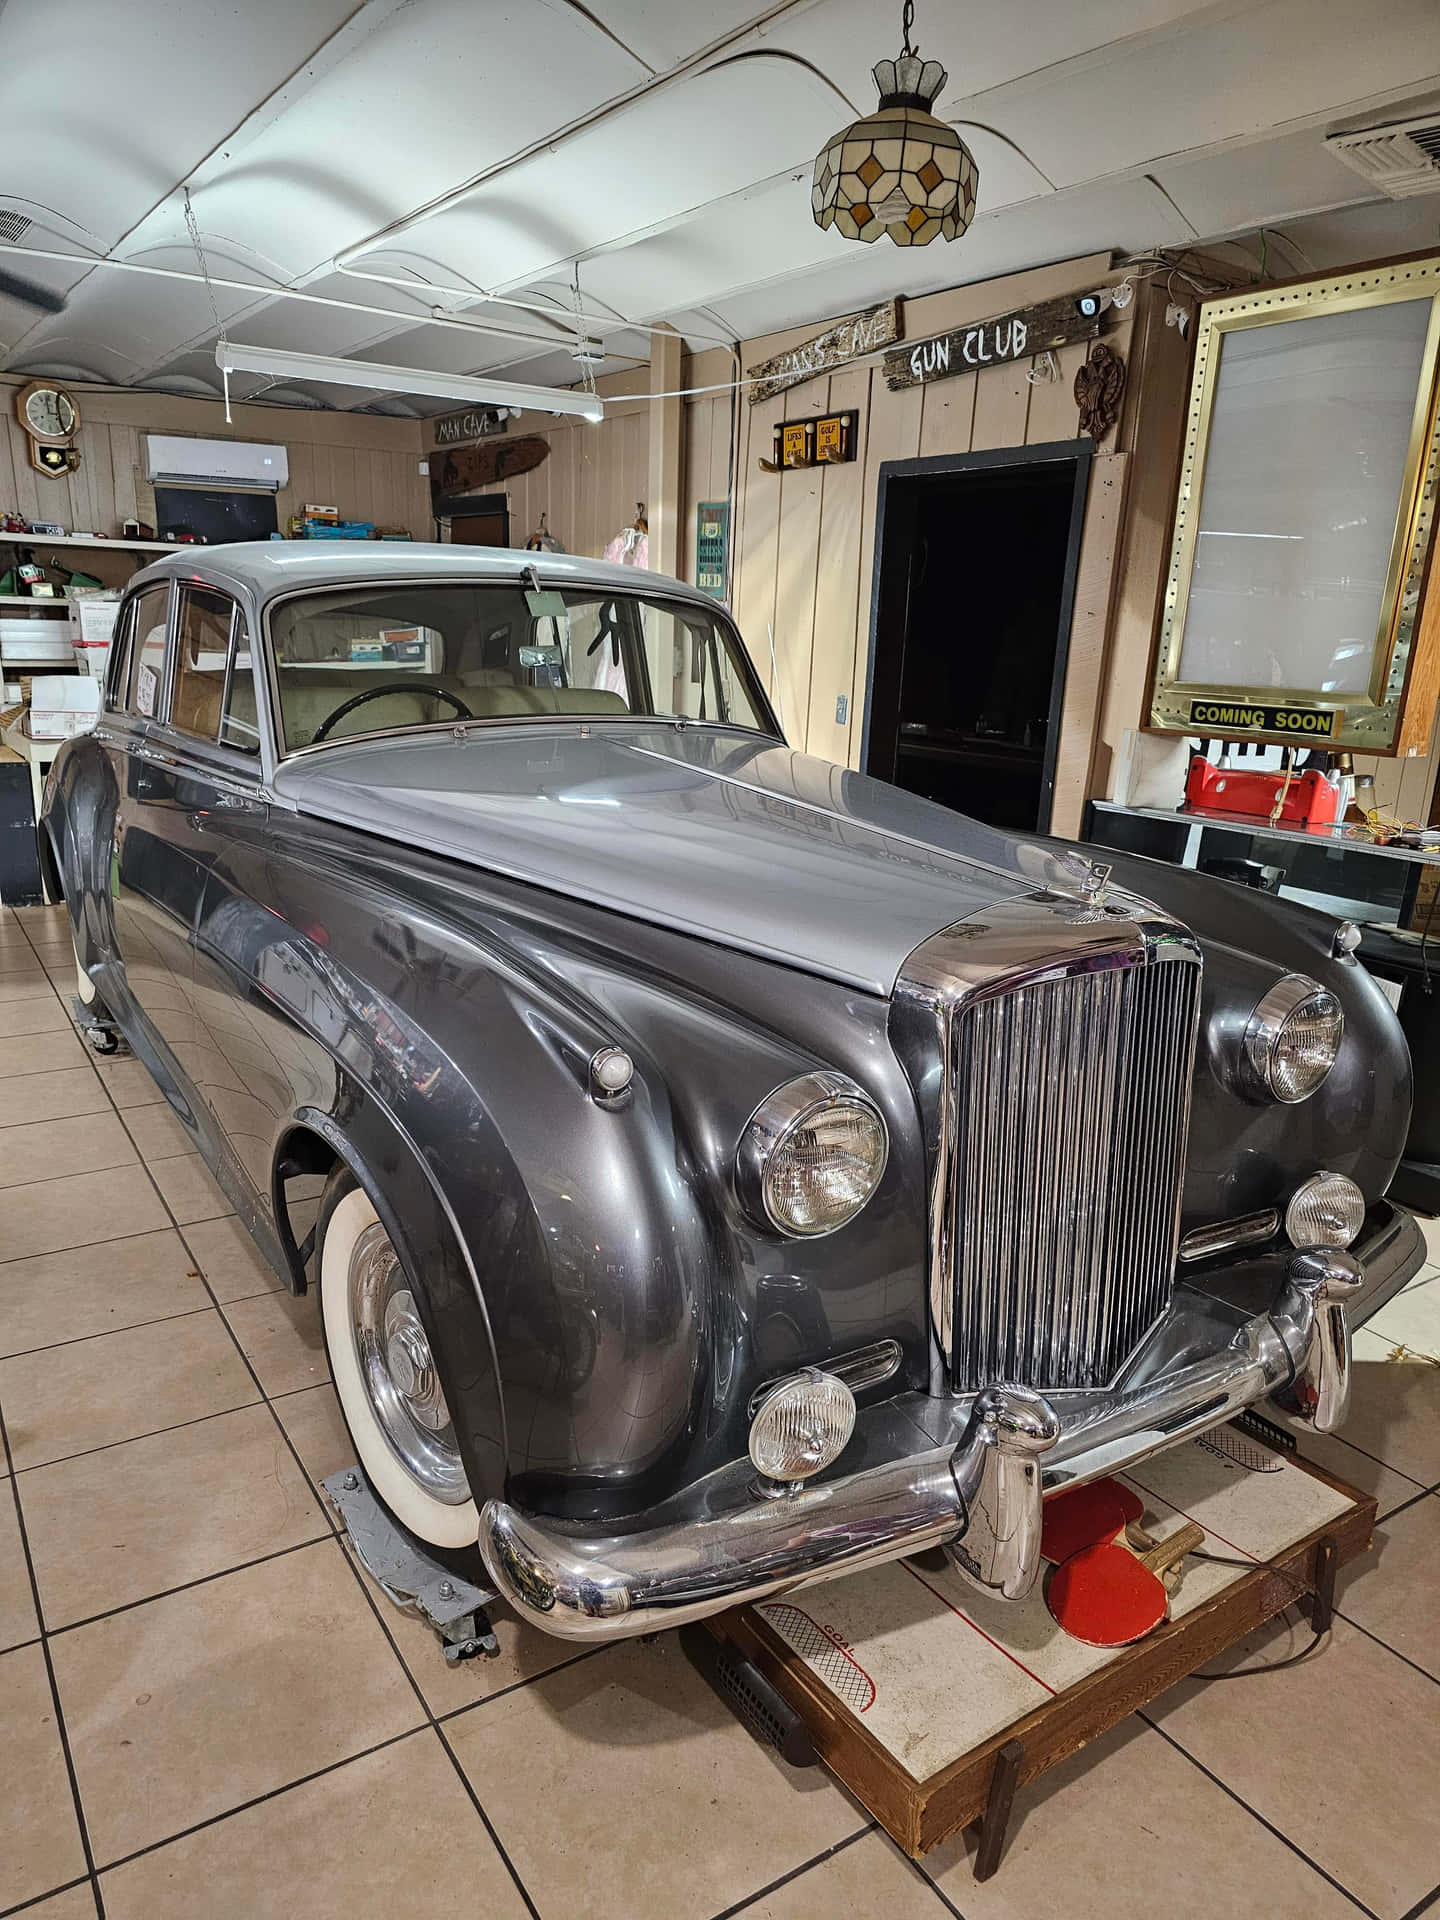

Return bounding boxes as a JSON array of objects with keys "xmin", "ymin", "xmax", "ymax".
[
  {"xmin": 524, "ymin": 589, "xmax": 567, "ymax": 619},
  {"xmin": 136, "ymin": 663, "xmax": 158, "ymax": 716}
]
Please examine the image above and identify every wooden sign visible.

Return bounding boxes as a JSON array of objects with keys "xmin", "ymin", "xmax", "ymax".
[
  {"xmin": 748, "ymin": 300, "xmax": 902, "ymax": 405},
  {"xmin": 432, "ymin": 406, "xmax": 508, "ymax": 446},
  {"xmin": 429, "ymin": 435, "xmax": 549, "ymax": 512},
  {"xmin": 771, "ymin": 409, "xmax": 859, "ymax": 470},
  {"xmin": 884, "ymin": 297, "xmax": 1099, "ymax": 391}
]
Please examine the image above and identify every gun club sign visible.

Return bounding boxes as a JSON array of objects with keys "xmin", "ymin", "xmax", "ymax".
[{"xmin": 884, "ymin": 296, "xmax": 1099, "ymax": 391}]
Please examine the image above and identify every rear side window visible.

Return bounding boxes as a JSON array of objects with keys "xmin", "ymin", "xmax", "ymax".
[
  {"xmin": 126, "ymin": 585, "xmax": 171, "ymax": 718},
  {"xmin": 170, "ymin": 586, "xmax": 261, "ymax": 757}
]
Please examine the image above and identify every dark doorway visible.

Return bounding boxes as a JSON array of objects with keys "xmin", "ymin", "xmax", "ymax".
[
  {"xmin": 861, "ymin": 441, "xmax": 1092, "ymax": 833},
  {"xmin": 446, "ymin": 496, "xmax": 510, "ymax": 546}
]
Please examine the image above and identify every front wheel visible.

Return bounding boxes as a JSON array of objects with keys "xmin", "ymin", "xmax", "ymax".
[{"xmin": 318, "ymin": 1172, "xmax": 478, "ymax": 1550}]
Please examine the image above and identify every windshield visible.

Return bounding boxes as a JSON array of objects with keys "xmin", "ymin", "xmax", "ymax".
[{"xmin": 268, "ymin": 581, "xmax": 776, "ymax": 752}]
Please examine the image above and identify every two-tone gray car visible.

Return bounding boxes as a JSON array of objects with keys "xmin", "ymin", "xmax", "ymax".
[{"xmin": 40, "ymin": 542, "xmax": 1422, "ymax": 1638}]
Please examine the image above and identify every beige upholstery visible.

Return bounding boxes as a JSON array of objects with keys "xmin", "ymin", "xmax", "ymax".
[{"xmin": 273, "ymin": 671, "xmax": 631, "ymax": 744}]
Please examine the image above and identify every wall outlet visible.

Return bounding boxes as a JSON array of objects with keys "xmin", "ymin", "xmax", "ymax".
[{"xmin": 835, "ymin": 693, "xmax": 848, "ymax": 725}]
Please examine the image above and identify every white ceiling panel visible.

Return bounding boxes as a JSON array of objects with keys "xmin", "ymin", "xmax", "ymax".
[
  {"xmin": 398, "ymin": 54, "xmax": 851, "ymax": 296},
  {"xmin": 1151, "ymin": 129, "xmax": 1375, "ymax": 240},
  {"xmin": 582, "ymin": 0, "xmax": 802, "ymax": 74},
  {"xmin": 949, "ymin": 0, "xmax": 1440, "ymax": 190},
  {"xmin": 1, "ymin": 0, "xmax": 1434, "ymax": 406},
  {"xmin": 0, "ymin": 0, "xmax": 357, "ymax": 249},
  {"xmin": 135, "ymin": 0, "xmax": 650, "ymax": 283}
]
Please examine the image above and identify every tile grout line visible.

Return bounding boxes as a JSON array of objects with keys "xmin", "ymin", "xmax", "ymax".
[
  {"xmin": 70, "ymin": 1037, "xmax": 547, "ymax": 1920},
  {"xmin": 1137, "ymin": 1713, "xmax": 1380, "ymax": 1919},
  {"xmin": 42, "ymin": 1531, "xmax": 335, "ymax": 1641},
  {"xmin": 1330, "ymin": 1608, "xmax": 1440, "ymax": 1692},
  {"xmin": 88, "ymin": 1726, "xmax": 426, "ymax": 1880},
  {"xmin": 1398, "ymin": 1878, "xmax": 1440, "ymax": 1920},
  {"xmin": 0, "ymin": 1872, "xmax": 99, "ymax": 1920},
  {"xmin": 0, "ymin": 1410, "xmax": 108, "ymax": 1919},
  {"xmin": 7, "ymin": 1392, "xmax": 267, "ymax": 1478},
  {"xmin": 708, "ymin": 1821, "xmax": 877, "ymax": 1920}
]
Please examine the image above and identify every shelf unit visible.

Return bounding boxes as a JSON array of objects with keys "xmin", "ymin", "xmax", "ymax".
[{"xmin": 0, "ymin": 532, "xmax": 173, "ymax": 553}]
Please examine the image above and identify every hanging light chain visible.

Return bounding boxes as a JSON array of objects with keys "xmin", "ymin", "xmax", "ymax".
[
  {"xmin": 900, "ymin": 0, "xmax": 916, "ymax": 55},
  {"xmin": 183, "ymin": 186, "xmax": 234, "ymax": 420}
]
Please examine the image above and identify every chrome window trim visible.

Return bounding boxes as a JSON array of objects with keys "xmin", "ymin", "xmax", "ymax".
[{"xmin": 889, "ymin": 890, "xmax": 1203, "ymax": 1381}]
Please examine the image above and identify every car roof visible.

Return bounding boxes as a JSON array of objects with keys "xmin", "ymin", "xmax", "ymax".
[{"xmin": 127, "ymin": 541, "xmax": 708, "ymax": 608}]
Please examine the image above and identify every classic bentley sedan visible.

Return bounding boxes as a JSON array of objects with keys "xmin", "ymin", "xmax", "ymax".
[{"xmin": 42, "ymin": 543, "xmax": 1421, "ymax": 1638}]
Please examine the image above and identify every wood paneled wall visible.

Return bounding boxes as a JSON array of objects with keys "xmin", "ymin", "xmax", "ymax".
[
  {"xmin": 436, "ymin": 376, "xmax": 651, "ymax": 561},
  {"xmin": 708, "ymin": 254, "xmax": 1136, "ymax": 829},
  {"xmin": 0, "ymin": 377, "xmax": 432, "ymax": 576}
]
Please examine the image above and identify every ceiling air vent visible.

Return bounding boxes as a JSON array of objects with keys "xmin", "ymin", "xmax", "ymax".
[
  {"xmin": 1327, "ymin": 114, "xmax": 1440, "ymax": 198},
  {"xmin": 0, "ymin": 210, "xmax": 33, "ymax": 243}
]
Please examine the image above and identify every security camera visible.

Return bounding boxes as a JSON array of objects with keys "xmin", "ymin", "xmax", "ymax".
[{"xmin": 1075, "ymin": 289, "xmax": 1113, "ymax": 319}]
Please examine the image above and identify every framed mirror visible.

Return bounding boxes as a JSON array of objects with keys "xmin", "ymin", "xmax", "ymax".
[{"xmin": 1149, "ymin": 253, "xmax": 1440, "ymax": 754}]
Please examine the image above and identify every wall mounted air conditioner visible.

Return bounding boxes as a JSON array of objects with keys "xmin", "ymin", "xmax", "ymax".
[{"xmin": 145, "ymin": 435, "xmax": 289, "ymax": 490}]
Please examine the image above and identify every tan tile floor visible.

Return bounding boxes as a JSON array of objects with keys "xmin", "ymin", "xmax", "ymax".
[{"xmin": 0, "ymin": 897, "xmax": 1437, "ymax": 1919}]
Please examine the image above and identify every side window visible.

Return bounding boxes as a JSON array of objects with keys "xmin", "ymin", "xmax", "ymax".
[
  {"xmin": 127, "ymin": 585, "xmax": 171, "ymax": 719},
  {"xmin": 171, "ymin": 587, "xmax": 260, "ymax": 757}
]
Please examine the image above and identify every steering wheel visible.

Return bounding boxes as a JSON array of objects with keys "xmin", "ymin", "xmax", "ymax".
[{"xmin": 309, "ymin": 681, "xmax": 474, "ymax": 743}]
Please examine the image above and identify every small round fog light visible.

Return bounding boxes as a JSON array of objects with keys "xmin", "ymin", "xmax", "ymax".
[
  {"xmin": 748, "ymin": 1369, "xmax": 856, "ymax": 1489},
  {"xmin": 1286, "ymin": 1171, "xmax": 1365, "ymax": 1250}
]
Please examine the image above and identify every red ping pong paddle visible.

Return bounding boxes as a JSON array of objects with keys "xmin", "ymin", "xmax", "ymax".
[
  {"xmin": 1046, "ymin": 1520, "xmax": 1207, "ymax": 1646},
  {"xmin": 1040, "ymin": 1478, "xmax": 1146, "ymax": 1565}
]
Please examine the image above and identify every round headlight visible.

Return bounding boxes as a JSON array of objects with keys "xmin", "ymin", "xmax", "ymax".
[
  {"xmin": 1286, "ymin": 1171, "xmax": 1365, "ymax": 1249},
  {"xmin": 748, "ymin": 1369, "xmax": 856, "ymax": 1486},
  {"xmin": 1244, "ymin": 975, "xmax": 1344, "ymax": 1103},
  {"xmin": 738, "ymin": 1071, "xmax": 888, "ymax": 1238}
]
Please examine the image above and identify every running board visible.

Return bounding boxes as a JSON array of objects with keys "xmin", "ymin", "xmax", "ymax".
[{"xmin": 323, "ymin": 1467, "xmax": 501, "ymax": 1664}]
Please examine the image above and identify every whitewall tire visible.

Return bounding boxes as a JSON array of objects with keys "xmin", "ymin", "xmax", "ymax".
[
  {"xmin": 320, "ymin": 1182, "xmax": 478, "ymax": 1550},
  {"xmin": 73, "ymin": 929, "xmax": 96, "ymax": 1004}
]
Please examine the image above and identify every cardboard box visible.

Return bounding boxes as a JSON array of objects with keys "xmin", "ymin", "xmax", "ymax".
[{"xmin": 29, "ymin": 676, "xmax": 101, "ymax": 740}]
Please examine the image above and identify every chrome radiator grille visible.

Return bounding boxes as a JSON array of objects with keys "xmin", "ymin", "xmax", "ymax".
[{"xmin": 947, "ymin": 952, "xmax": 1200, "ymax": 1393}]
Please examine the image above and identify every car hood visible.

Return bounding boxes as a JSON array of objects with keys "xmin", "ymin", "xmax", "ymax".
[{"xmin": 272, "ymin": 723, "xmax": 1093, "ymax": 995}]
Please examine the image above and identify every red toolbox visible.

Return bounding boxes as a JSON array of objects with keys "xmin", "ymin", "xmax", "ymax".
[{"xmin": 1185, "ymin": 756, "xmax": 1342, "ymax": 827}]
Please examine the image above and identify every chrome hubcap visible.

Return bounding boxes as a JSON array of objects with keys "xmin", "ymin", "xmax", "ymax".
[{"xmin": 348, "ymin": 1221, "xmax": 468, "ymax": 1503}]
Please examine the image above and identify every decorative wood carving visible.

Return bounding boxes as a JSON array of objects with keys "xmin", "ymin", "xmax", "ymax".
[
  {"xmin": 1074, "ymin": 343, "xmax": 1125, "ymax": 440},
  {"xmin": 430, "ymin": 435, "xmax": 549, "ymax": 511}
]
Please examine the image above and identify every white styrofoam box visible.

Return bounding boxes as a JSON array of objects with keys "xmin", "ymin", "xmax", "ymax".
[
  {"xmin": 1, "ymin": 617, "xmax": 75, "ymax": 664},
  {"xmin": 68, "ymin": 592, "xmax": 122, "ymax": 647},
  {"xmin": 29, "ymin": 676, "xmax": 101, "ymax": 740}
]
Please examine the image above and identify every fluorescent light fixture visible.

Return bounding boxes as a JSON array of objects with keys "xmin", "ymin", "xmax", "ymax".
[{"xmin": 214, "ymin": 341, "xmax": 604, "ymax": 422}]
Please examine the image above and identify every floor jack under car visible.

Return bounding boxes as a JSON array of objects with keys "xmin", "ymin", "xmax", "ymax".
[{"xmin": 322, "ymin": 1468, "xmax": 502, "ymax": 1664}]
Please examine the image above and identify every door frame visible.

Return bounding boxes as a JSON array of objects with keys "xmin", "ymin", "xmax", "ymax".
[{"xmin": 858, "ymin": 439, "xmax": 1093, "ymax": 835}]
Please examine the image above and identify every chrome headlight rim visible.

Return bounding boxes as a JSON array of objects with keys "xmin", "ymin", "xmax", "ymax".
[
  {"xmin": 737, "ymin": 1070, "xmax": 889, "ymax": 1239},
  {"xmin": 1242, "ymin": 973, "xmax": 1344, "ymax": 1104}
]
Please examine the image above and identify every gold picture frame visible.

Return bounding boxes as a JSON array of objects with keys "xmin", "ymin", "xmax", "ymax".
[{"xmin": 1149, "ymin": 252, "xmax": 1440, "ymax": 755}]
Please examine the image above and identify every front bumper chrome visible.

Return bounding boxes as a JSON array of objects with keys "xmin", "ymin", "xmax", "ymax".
[{"xmin": 480, "ymin": 1208, "xmax": 1419, "ymax": 1642}]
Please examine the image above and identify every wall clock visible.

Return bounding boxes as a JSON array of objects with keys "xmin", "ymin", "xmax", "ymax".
[{"xmin": 15, "ymin": 379, "xmax": 82, "ymax": 477}]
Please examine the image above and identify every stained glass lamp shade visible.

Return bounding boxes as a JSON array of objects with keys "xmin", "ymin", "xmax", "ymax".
[{"xmin": 812, "ymin": 53, "xmax": 978, "ymax": 246}]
